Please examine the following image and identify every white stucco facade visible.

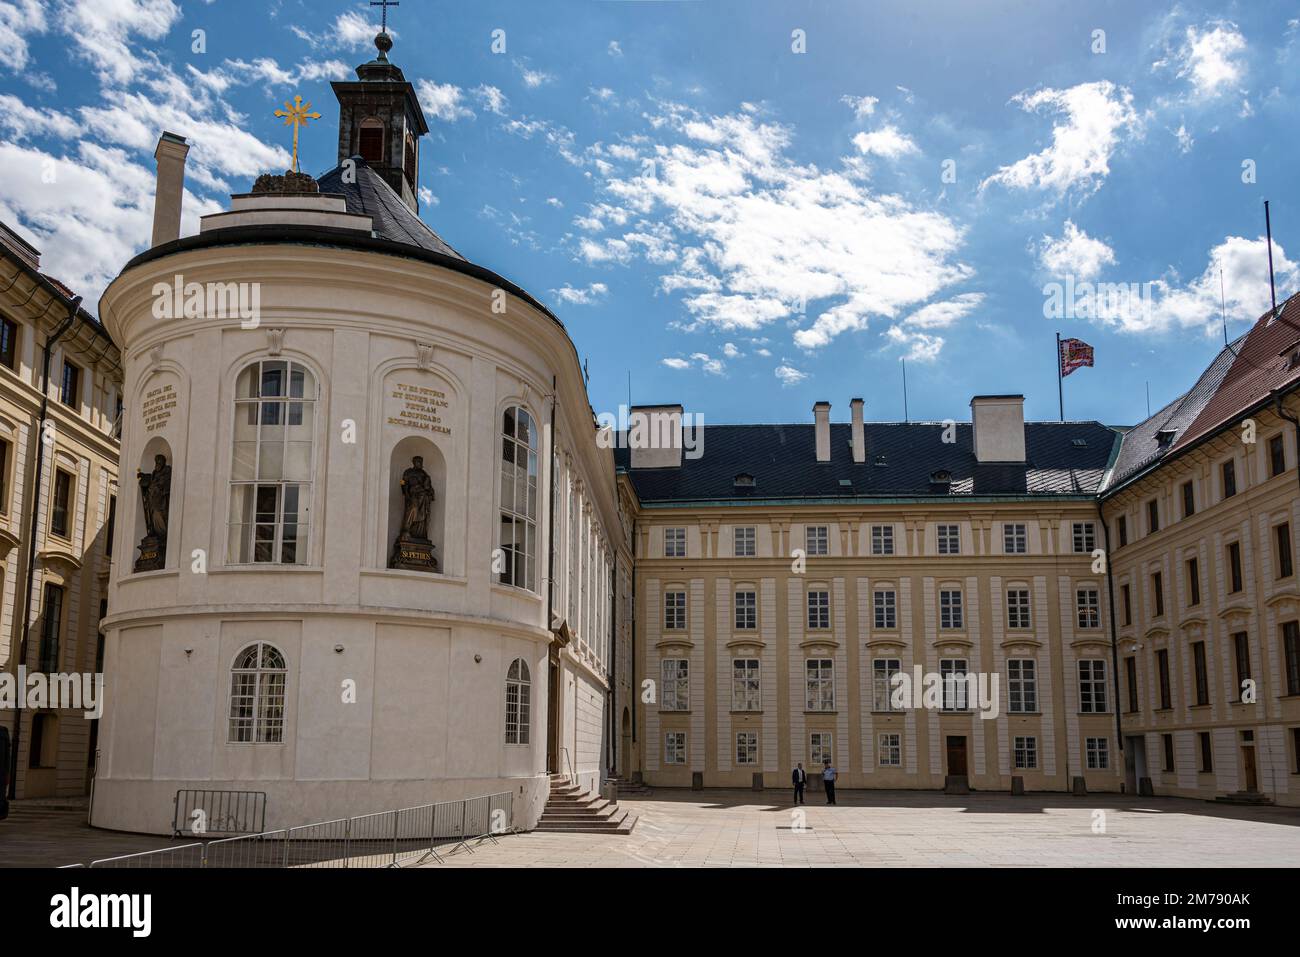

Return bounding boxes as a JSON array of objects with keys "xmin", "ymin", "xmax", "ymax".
[{"xmin": 91, "ymin": 202, "xmax": 629, "ymax": 834}]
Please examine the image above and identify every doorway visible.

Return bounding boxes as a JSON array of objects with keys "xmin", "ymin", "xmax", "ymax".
[
  {"xmin": 946, "ymin": 736, "xmax": 968, "ymax": 777},
  {"xmin": 620, "ymin": 708, "xmax": 631, "ymax": 778},
  {"xmin": 546, "ymin": 647, "xmax": 560, "ymax": 774},
  {"xmin": 1242, "ymin": 744, "xmax": 1258, "ymax": 792},
  {"xmin": 1124, "ymin": 735, "xmax": 1147, "ymax": 793}
]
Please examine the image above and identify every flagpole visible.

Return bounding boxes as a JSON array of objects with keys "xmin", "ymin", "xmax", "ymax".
[{"xmin": 1056, "ymin": 332, "xmax": 1064, "ymax": 422}]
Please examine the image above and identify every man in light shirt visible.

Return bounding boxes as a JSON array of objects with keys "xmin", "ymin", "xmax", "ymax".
[{"xmin": 822, "ymin": 760, "xmax": 837, "ymax": 805}]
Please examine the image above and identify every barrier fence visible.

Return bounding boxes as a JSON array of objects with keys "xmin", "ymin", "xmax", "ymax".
[{"xmin": 81, "ymin": 791, "xmax": 514, "ymax": 869}]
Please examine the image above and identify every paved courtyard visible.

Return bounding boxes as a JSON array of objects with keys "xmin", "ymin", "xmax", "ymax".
[
  {"xmin": 5, "ymin": 789, "xmax": 1300, "ymax": 868},
  {"xmin": 428, "ymin": 789, "xmax": 1300, "ymax": 868}
]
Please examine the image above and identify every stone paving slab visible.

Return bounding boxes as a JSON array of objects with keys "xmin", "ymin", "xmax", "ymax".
[{"xmin": 423, "ymin": 789, "xmax": 1300, "ymax": 868}]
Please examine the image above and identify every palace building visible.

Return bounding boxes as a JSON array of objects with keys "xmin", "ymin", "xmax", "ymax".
[
  {"xmin": 51, "ymin": 30, "xmax": 1300, "ymax": 833},
  {"xmin": 0, "ymin": 223, "xmax": 123, "ymax": 801}
]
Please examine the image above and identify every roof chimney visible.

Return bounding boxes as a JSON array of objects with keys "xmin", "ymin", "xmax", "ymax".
[
  {"xmin": 850, "ymin": 397, "xmax": 865, "ymax": 464},
  {"xmin": 970, "ymin": 394, "xmax": 1026, "ymax": 463},
  {"xmin": 151, "ymin": 131, "xmax": 189, "ymax": 247},
  {"xmin": 814, "ymin": 401, "xmax": 831, "ymax": 462}
]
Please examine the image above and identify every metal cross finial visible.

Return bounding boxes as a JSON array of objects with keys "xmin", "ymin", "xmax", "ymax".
[
  {"xmin": 371, "ymin": 0, "xmax": 399, "ymax": 33},
  {"xmin": 272, "ymin": 95, "xmax": 321, "ymax": 173}
]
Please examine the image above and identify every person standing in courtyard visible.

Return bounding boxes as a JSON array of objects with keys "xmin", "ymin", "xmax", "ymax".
[
  {"xmin": 792, "ymin": 762, "xmax": 807, "ymax": 805},
  {"xmin": 822, "ymin": 760, "xmax": 837, "ymax": 805}
]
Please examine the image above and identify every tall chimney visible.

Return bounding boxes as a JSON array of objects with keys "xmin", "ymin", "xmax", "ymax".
[
  {"xmin": 850, "ymin": 397, "xmax": 865, "ymax": 464},
  {"xmin": 814, "ymin": 401, "xmax": 831, "ymax": 462},
  {"xmin": 971, "ymin": 394, "xmax": 1026, "ymax": 463},
  {"xmin": 151, "ymin": 131, "xmax": 189, "ymax": 247}
]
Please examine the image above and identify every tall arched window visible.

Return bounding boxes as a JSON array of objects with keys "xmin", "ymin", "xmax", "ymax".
[
  {"xmin": 359, "ymin": 117, "xmax": 385, "ymax": 163},
  {"xmin": 499, "ymin": 406, "xmax": 538, "ymax": 591},
  {"xmin": 229, "ymin": 360, "xmax": 317, "ymax": 564},
  {"xmin": 505, "ymin": 657, "xmax": 531, "ymax": 744},
  {"xmin": 228, "ymin": 642, "xmax": 287, "ymax": 743}
]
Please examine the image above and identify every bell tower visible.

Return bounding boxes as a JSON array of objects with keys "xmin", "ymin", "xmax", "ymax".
[{"xmin": 331, "ymin": 24, "xmax": 429, "ymax": 213}]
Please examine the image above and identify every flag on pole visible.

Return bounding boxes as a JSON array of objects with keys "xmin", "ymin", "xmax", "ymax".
[{"xmin": 1059, "ymin": 337, "xmax": 1094, "ymax": 378}]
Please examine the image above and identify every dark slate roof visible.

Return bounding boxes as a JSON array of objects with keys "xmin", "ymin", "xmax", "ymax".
[
  {"xmin": 617, "ymin": 421, "xmax": 1120, "ymax": 503},
  {"xmin": 316, "ymin": 158, "xmax": 465, "ymax": 260},
  {"xmin": 1101, "ymin": 333, "xmax": 1246, "ymax": 491}
]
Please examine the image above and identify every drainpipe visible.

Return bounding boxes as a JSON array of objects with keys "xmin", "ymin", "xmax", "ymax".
[
  {"xmin": 7, "ymin": 295, "xmax": 80, "ymax": 800},
  {"xmin": 1099, "ymin": 502, "xmax": 1125, "ymax": 768}
]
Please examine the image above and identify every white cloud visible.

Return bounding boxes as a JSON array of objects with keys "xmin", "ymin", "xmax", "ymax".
[
  {"xmin": 546, "ymin": 197, "xmax": 564, "ymax": 208},
  {"xmin": 839, "ymin": 94, "xmax": 878, "ymax": 119},
  {"xmin": 774, "ymin": 364, "xmax": 807, "ymax": 386},
  {"xmin": 474, "ymin": 84, "xmax": 508, "ymax": 115},
  {"xmin": 661, "ymin": 352, "xmax": 725, "ymax": 375},
  {"xmin": 583, "ymin": 104, "xmax": 971, "ymax": 354},
  {"xmin": 418, "ymin": 186, "xmax": 438, "ymax": 207},
  {"xmin": 661, "ymin": 357, "xmax": 690, "ymax": 370},
  {"xmin": 54, "ymin": 0, "xmax": 181, "ymax": 85},
  {"xmin": 550, "ymin": 282, "xmax": 609, "ymax": 305},
  {"xmin": 0, "ymin": 0, "xmax": 46, "ymax": 72},
  {"xmin": 514, "ymin": 59, "xmax": 554, "ymax": 88},
  {"xmin": 415, "ymin": 79, "xmax": 474, "ymax": 121},
  {"xmin": 291, "ymin": 11, "xmax": 391, "ymax": 52},
  {"xmin": 608, "ymin": 40, "xmax": 623, "ymax": 57},
  {"xmin": 0, "ymin": 139, "xmax": 221, "ymax": 301},
  {"xmin": 0, "ymin": 94, "xmax": 78, "ymax": 140},
  {"xmin": 885, "ymin": 327, "xmax": 944, "ymax": 363},
  {"xmin": 883, "ymin": 293, "xmax": 985, "ymax": 363},
  {"xmin": 982, "ymin": 81, "xmax": 1138, "ymax": 197},
  {"xmin": 1173, "ymin": 123, "xmax": 1194, "ymax": 153},
  {"xmin": 851, "ymin": 125, "xmax": 919, "ymax": 159},
  {"xmin": 722, "ymin": 342, "xmax": 741, "ymax": 358},
  {"xmin": 1037, "ymin": 221, "xmax": 1116, "ymax": 281},
  {"xmin": 1175, "ymin": 21, "xmax": 1247, "ymax": 98}
]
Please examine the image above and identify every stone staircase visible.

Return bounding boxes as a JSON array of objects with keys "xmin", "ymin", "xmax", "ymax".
[
  {"xmin": 1215, "ymin": 791, "xmax": 1275, "ymax": 806},
  {"xmin": 535, "ymin": 774, "xmax": 638, "ymax": 834},
  {"xmin": 609, "ymin": 776, "xmax": 653, "ymax": 798}
]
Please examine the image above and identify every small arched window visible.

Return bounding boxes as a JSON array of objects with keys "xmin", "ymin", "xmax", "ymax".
[
  {"xmin": 499, "ymin": 406, "xmax": 538, "ymax": 591},
  {"xmin": 505, "ymin": 657, "xmax": 531, "ymax": 745},
  {"xmin": 229, "ymin": 359, "xmax": 317, "ymax": 564},
  {"xmin": 228, "ymin": 642, "xmax": 287, "ymax": 743}
]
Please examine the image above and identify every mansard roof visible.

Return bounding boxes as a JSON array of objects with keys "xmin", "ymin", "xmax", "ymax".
[
  {"xmin": 617, "ymin": 420, "xmax": 1119, "ymax": 505},
  {"xmin": 316, "ymin": 158, "xmax": 463, "ymax": 260}
]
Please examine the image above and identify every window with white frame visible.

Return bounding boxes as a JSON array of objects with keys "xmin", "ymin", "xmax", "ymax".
[
  {"xmin": 805, "ymin": 525, "xmax": 828, "ymax": 556},
  {"xmin": 874, "ymin": 588, "xmax": 896, "ymax": 629},
  {"xmin": 661, "ymin": 658, "xmax": 689, "ymax": 711},
  {"xmin": 1085, "ymin": 736, "xmax": 1109, "ymax": 769},
  {"xmin": 1013, "ymin": 736, "xmax": 1038, "ymax": 770},
  {"xmin": 567, "ymin": 482, "xmax": 580, "ymax": 625},
  {"xmin": 879, "ymin": 732, "xmax": 901, "ymax": 767},
  {"xmin": 806, "ymin": 658, "xmax": 834, "ymax": 711},
  {"xmin": 1078, "ymin": 659, "xmax": 1108, "ymax": 713},
  {"xmin": 229, "ymin": 360, "xmax": 317, "ymax": 564},
  {"xmin": 664, "ymin": 526, "xmax": 686, "ymax": 558},
  {"xmin": 664, "ymin": 589, "xmax": 686, "ymax": 630},
  {"xmin": 1072, "ymin": 521, "xmax": 1096, "ymax": 554},
  {"xmin": 807, "ymin": 589, "xmax": 830, "ymax": 630},
  {"xmin": 810, "ymin": 731, "xmax": 833, "ymax": 766},
  {"xmin": 732, "ymin": 658, "xmax": 761, "ymax": 711},
  {"xmin": 940, "ymin": 658, "xmax": 969, "ymax": 710},
  {"xmin": 1003, "ymin": 523, "xmax": 1027, "ymax": 554},
  {"xmin": 872, "ymin": 658, "xmax": 901, "ymax": 711},
  {"xmin": 734, "ymin": 526, "xmax": 755, "ymax": 557},
  {"xmin": 498, "ymin": 405, "xmax": 539, "ymax": 590},
  {"xmin": 1076, "ymin": 586, "xmax": 1101, "ymax": 629},
  {"xmin": 227, "ymin": 642, "xmax": 287, "ymax": 743},
  {"xmin": 505, "ymin": 657, "xmax": 531, "ymax": 744},
  {"xmin": 1007, "ymin": 658, "xmax": 1037, "ymax": 713},
  {"xmin": 1007, "ymin": 588, "xmax": 1031, "ymax": 629},
  {"xmin": 939, "ymin": 589, "xmax": 963, "ymax": 629},
  {"xmin": 664, "ymin": 731, "xmax": 686, "ymax": 765},
  {"xmin": 736, "ymin": 731, "xmax": 758, "ymax": 765},
  {"xmin": 871, "ymin": 524, "xmax": 894, "ymax": 555},
  {"xmin": 734, "ymin": 589, "xmax": 756, "ymax": 630},
  {"xmin": 937, "ymin": 524, "xmax": 960, "ymax": 555}
]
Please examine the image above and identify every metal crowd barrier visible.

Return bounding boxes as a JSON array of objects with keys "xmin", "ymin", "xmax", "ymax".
[
  {"xmin": 172, "ymin": 789, "xmax": 267, "ymax": 837},
  {"xmin": 85, "ymin": 791, "xmax": 515, "ymax": 868}
]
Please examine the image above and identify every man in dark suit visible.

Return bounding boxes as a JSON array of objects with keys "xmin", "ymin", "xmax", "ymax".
[{"xmin": 792, "ymin": 762, "xmax": 807, "ymax": 805}]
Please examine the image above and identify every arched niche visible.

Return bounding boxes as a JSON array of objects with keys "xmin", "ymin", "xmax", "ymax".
[
  {"xmin": 131, "ymin": 435, "xmax": 173, "ymax": 572},
  {"xmin": 385, "ymin": 436, "xmax": 446, "ymax": 573}
]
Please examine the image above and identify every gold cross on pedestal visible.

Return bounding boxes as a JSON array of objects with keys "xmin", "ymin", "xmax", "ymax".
[{"xmin": 273, "ymin": 95, "xmax": 321, "ymax": 173}]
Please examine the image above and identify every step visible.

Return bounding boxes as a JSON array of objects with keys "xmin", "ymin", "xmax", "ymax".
[
  {"xmin": 534, "ymin": 812, "xmax": 638, "ymax": 835},
  {"xmin": 1215, "ymin": 792, "xmax": 1274, "ymax": 806}
]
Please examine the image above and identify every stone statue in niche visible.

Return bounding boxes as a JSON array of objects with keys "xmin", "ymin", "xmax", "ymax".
[
  {"xmin": 389, "ymin": 455, "xmax": 438, "ymax": 572},
  {"xmin": 134, "ymin": 453, "xmax": 171, "ymax": 572}
]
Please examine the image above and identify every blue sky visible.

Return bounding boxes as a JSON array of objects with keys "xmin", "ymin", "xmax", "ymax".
[{"xmin": 2, "ymin": 1, "xmax": 1298, "ymax": 428}]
